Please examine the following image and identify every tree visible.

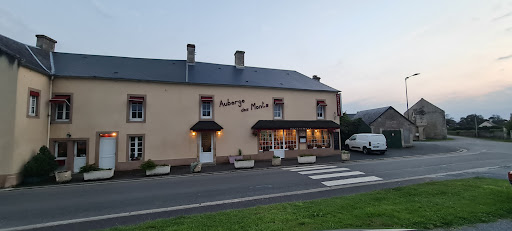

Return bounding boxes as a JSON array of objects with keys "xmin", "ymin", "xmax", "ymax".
[
  {"xmin": 457, "ymin": 114, "xmax": 485, "ymax": 129},
  {"xmin": 445, "ymin": 114, "xmax": 457, "ymax": 129},
  {"xmin": 505, "ymin": 114, "xmax": 512, "ymax": 132},
  {"xmin": 488, "ymin": 114, "xmax": 507, "ymax": 126},
  {"xmin": 340, "ymin": 113, "xmax": 371, "ymax": 149}
]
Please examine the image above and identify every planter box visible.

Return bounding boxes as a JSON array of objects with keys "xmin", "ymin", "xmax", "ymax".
[
  {"xmin": 83, "ymin": 169, "xmax": 114, "ymax": 181},
  {"xmin": 298, "ymin": 156, "xmax": 316, "ymax": 164},
  {"xmin": 229, "ymin": 156, "xmax": 243, "ymax": 164},
  {"xmin": 146, "ymin": 165, "xmax": 170, "ymax": 176},
  {"xmin": 55, "ymin": 170, "xmax": 72, "ymax": 183},
  {"xmin": 341, "ymin": 151, "xmax": 350, "ymax": 161},
  {"xmin": 191, "ymin": 163, "xmax": 202, "ymax": 173},
  {"xmin": 234, "ymin": 160, "xmax": 255, "ymax": 169},
  {"xmin": 272, "ymin": 158, "xmax": 282, "ymax": 166}
]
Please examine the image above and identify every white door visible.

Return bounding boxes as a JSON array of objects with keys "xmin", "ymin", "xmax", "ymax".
[
  {"xmin": 73, "ymin": 141, "xmax": 87, "ymax": 173},
  {"xmin": 99, "ymin": 137, "xmax": 116, "ymax": 169},
  {"xmin": 199, "ymin": 132, "xmax": 214, "ymax": 163}
]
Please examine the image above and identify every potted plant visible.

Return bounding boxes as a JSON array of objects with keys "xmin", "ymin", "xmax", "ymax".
[
  {"xmin": 272, "ymin": 155, "xmax": 281, "ymax": 166},
  {"xmin": 140, "ymin": 159, "xmax": 170, "ymax": 176},
  {"xmin": 229, "ymin": 149, "xmax": 244, "ymax": 163},
  {"xmin": 297, "ymin": 155, "xmax": 316, "ymax": 164},
  {"xmin": 80, "ymin": 164, "xmax": 114, "ymax": 181},
  {"xmin": 307, "ymin": 144, "xmax": 313, "ymax": 149},
  {"xmin": 22, "ymin": 146, "xmax": 58, "ymax": 184},
  {"xmin": 316, "ymin": 144, "xmax": 323, "ymax": 149},
  {"xmin": 234, "ymin": 157, "xmax": 255, "ymax": 169},
  {"xmin": 288, "ymin": 146, "xmax": 295, "ymax": 151},
  {"xmin": 191, "ymin": 162, "xmax": 202, "ymax": 173},
  {"xmin": 341, "ymin": 150, "xmax": 350, "ymax": 161},
  {"xmin": 55, "ymin": 170, "xmax": 72, "ymax": 183}
]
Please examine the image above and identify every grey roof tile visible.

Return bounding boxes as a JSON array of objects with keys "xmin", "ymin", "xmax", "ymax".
[
  {"xmin": 352, "ymin": 106, "xmax": 391, "ymax": 125},
  {"xmin": 0, "ymin": 34, "xmax": 51, "ymax": 74}
]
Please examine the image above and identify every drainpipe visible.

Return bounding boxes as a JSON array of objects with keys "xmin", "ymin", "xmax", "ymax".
[{"xmin": 47, "ymin": 52, "xmax": 55, "ymax": 147}]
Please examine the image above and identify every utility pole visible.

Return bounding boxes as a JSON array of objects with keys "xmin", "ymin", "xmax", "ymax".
[{"xmin": 475, "ymin": 115, "xmax": 478, "ymax": 137}]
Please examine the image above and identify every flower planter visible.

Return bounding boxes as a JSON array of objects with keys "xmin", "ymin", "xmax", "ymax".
[
  {"xmin": 234, "ymin": 160, "xmax": 255, "ymax": 169},
  {"xmin": 55, "ymin": 170, "xmax": 72, "ymax": 183},
  {"xmin": 228, "ymin": 156, "xmax": 243, "ymax": 164},
  {"xmin": 341, "ymin": 151, "xmax": 350, "ymax": 161},
  {"xmin": 146, "ymin": 165, "xmax": 170, "ymax": 176},
  {"xmin": 298, "ymin": 156, "xmax": 316, "ymax": 164},
  {"xmin": 272, "ymin": 158, "xmax": 282, "ymax": 166},
  {"xmin": 83, "ymin": 169, "xmax": 114, "ymax": 181},
  {"xmin": 191, "ymin": 162, "xmax": 202, "ymax": 173}
]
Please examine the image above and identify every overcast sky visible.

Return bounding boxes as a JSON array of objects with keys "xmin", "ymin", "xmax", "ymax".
[{"xmin": 1, "ymin": 0, "xmax": 511, "ymax": 120}]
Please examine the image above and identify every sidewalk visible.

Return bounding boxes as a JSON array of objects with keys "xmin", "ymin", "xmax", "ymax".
[{"xmin": 434, "ymin": 219, "xmax": 512, "ymax": 231}]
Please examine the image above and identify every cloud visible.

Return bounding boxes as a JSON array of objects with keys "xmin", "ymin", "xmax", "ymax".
[
  {"xmin": 492, "ymin": 11, "xmax": 512, "ymax": 21},
  {"xmin": 506, "ymin": 27, "xmax": 512, "ymax": 32},
  {"xmin": 497, "ymin": 54, "xmax": 512, "ymax": 60},
  {"xmin": 90, "ymin": 0, "xmax": 113, "ymax": 18}
]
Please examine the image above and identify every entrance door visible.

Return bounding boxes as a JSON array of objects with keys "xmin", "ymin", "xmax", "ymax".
[
  {"xmin": 199, "ymin": 132, "xmax": 213, "ymax": 163},
  {"xmin": 99, "ymin": 137, "xmax": 116, "ymax": 169},
  {"xmin": 382, "ymin": 130, "xmax": 402, "ymax": 148},
  {"xmin": 273, "ymin": 129, "xmax": 285, "ymax": 158},
  {"xmin": 73, "ymin": 141, "xmax": 87, "ymax": 173}
]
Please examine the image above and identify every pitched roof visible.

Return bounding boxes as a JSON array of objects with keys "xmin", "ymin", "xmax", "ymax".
[
  {"xmin": 405, "ymin": 98, "xmax": 445, "ymax": 115},
  {"xmin": 0, "ymin": 34, "xmax": 51, "ymax": 74},
  {"xmin": 0, "ymin": 34, "xmax": 339, "ymax": 92},
  {"xmin": 352, "ymin": 106, "xmax": 391, "ymax": 125}
]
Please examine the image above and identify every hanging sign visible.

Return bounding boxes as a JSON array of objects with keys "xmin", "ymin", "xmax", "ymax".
[{"xmin": 336, "ymin": 93, "xmax": 341, "ymax": 116}]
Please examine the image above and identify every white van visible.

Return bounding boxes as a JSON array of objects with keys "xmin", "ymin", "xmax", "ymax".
[{"xmin": 345, "ymin": 133, "xmax": 387, "ymax": 154}]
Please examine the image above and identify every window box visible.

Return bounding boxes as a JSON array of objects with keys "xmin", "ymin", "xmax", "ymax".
[
  {"xmin": 146, "ymin": 165, "xmax": 171, "ymax": 176},
  {"xmin": 234, "ymin": 159, "xmax": 254, "ymax": 169},
  {"xmin": 298, "ymin": 155, "xmax": 316, "ymax": 164},
  {"xmin": 83, "ymin": 169, "xmax": 114, "ymax": 181},
  {"xmin": 55, "ymin": 170, "xmax": 72, "ymax": 183}
]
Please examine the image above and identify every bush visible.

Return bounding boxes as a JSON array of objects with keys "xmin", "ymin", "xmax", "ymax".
[
  {"xmin": 79, "ymin": 164, "xmax": 102, "ymax": 173},
  {"xmin": 273, "ymin": 155, "xmax": 280, "ymax": 159},
  {"xmin": 22, "ymin": 146, "xmax": 58, "ymax": 177},
  {"xmin": 140, "ymin": 159, "xmax": 157, "ymax": 171}
]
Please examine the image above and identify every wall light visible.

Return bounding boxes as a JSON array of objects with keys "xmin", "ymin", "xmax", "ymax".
[
  {"xmin": 112, "ymin": 132, "xmax": 117, "ymax": 137},
  {"xmin": 191, "ymin": 131, "xmax": 196, "ymax": 136},
  {"xmin": 217, "ymin": 130, "xmax": 222, "ymax": 135}
]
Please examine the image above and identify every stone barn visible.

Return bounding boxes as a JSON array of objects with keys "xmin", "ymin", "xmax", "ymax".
[
  {"xmin": 404, "ymin": 98, "xmax": 447, "ymax": 140},
  {"xmin": 353, "ymin": 106, "xmax": 416, "ymax": 148}
]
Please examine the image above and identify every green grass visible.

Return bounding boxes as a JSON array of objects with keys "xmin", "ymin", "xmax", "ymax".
[
  {"xmin": 420, "ymin": 138, "xmax": 455, "ymax": 142},
  {"xmin": 106, "ymin": 178, "xmax": 512, "ymax": 231},
  {"xmin": 450, "ymin": 135, "xmax": 512, "ymax": 143}
]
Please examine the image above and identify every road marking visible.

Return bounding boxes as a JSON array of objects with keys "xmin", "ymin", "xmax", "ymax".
[
  {"xmin": 322, "ymin": 176, "xmax": 383, "ymax": 186},
  {"xmin": 0, "ymin": 165, "xmax": 501, "ymax": 231},
  {"xmin": 282, "ymin": 164, "xmax": 329, "ymax": 170},
  {"xmin": 309, "ymin": 171, "xmax": 364, "ymax": 179},
  {"xmin": 287, "ymin": 165, "xmax": 337, "ymax": 172},
  {"xmin": 298, "ymin": 168, "xmax": 350, "ymax": 175}
]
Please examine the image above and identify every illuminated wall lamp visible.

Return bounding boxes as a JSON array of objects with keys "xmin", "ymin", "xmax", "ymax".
[
  {"xmin": 217, "ymin": 130, "xmax": 222, "ymax": 135},
  {"xmin": 191, "ymin": 131, "xmax": 196, "ymax": 136}
]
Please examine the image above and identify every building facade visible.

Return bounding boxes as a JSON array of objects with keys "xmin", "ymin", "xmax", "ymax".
[
  {"xmin": 404, "ymin": 98, "xmax": 447, "ymax": 140},
  {"xmin": 0, "ymin": 34, "xmax": 341, "ymax": 187}
]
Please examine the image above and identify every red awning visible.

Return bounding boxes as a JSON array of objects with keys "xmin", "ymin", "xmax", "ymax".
[
  {"xmin": 129, "ymin": 96, "xmax": 145, "ymax": 102},
  {"xmin": 29, "ymin": 91, "xmax": 40, "ymax": 97},
  {"xmin": 201, "ymin": 96, "xmax": 213, "ymax": 101},
  {"xmin": 317, "ymin": 100, "xmax": 327, "ymax": 106},
  {"xmin": 274, "ymin": 99, "xmax": 284, "ymax": 104},
  {"xmin": 50, "ymin": 95, "xmax": 70, "ymax": 104}
]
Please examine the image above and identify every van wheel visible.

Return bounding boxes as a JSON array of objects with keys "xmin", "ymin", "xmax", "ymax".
[
  {"xmin": 380, "ymin": 151, "xmax": 386, "ymax": 155},
  {"xmin": 345, "ymin": 144, "xmax": 350, "ymax": 150},
  {"xmin": 363, "ymin": 147, "xmax": 369, "ymax": 154}
]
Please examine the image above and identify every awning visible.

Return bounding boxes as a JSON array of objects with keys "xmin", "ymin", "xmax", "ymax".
[
  {"xmin": 29, "ymin": 91, "xmax": 39, "ymax": 97},
  {"xmin": 273, "ymin": 99, "xmax": 284, "ymax": 104},
  {"xmin": 201, "ymin": 96, "xmax": 213, "ymax": 101},
  {"xmin": 251, "ymin": 120, "xmax": 339, "ymax": 130},
  {"xmin": 49, "ymin": 95, "xmax": 70, "ymax": 105},
  {"xmin": 190, "ymin": 121, "xmax": 223, "ymax": 131},
  {"xmin": 129, "ymin": 96, "xmax": 144, "ymax": 102},
  {"xmin": 317, "ymin": 100, "xmax": 327, "ymax": 106}
]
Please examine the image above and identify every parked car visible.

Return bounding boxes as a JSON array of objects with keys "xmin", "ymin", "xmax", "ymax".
[
  {"xmin": 508, "ymin": 171, "xmax": 512, "ymax": 185},
  {"xmin": 345, "ymin": 133, "xmax": 387, "ymax": 154}
]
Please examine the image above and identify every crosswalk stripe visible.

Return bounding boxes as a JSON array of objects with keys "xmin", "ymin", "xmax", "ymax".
[
  {"xmin": 309, "ymin": 171, "xmax": 364, "ymax": 179},
  {"xmin": 321, "ymin": 176, "xmax": 382, "ymax": 186},
  {"xmin": 282, "ymin": 165, "xmax": 329, "ymax": 171},
  {"xmin": 298, "ymin": 168, "xmax": 350, "ymax": 175},
  {"xmin": 288, "ymin": 166, "xmax": 337, "ymax": 172}
]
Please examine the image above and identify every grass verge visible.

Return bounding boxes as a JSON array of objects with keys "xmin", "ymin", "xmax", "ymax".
[
  {"xmin": 420, "ymin": 138, "xmax": 455, "ymax": 142},
  {"xmin": 106, "ymin": 178, "xmax": 512, "ymax": 231}
]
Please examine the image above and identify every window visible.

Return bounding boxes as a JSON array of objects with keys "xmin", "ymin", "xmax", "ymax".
[
  {"xmin": 128, "ymin": 96, "xmax": 145, "ymax": 122},
  {"xmin": 75, "ymin": 141, "xmax": 87, "ymax": 157},
  {"xmin": 27, "ymin": 90, "xmax": 40, "ymax": 117},
  {"xmin": 200, "ymin": 96, "xmax": 213, "ymax": 119},
  {"xmin": 258, "ymin": 129, "xmax": 297, "ymax": 151},
  {"xmin": 129, "ymin": 136, "xmax": 143, "ymax": 161},
  {"xmin": 273, "ymin": 99, "xmax": 283, "ymax": 119},
  {"xmin": 316, "ymin": 100, "xmax": 327, "ymax": 119},
  {"xmin": 50, "ymin": 95, "xmax": 71, "ymax": 122},
  {"xmin": 307, "ymin": 129, "xmax": 331, "ymax": 149},
  {"xmin": 54, "ymin": 141, "xmax": 68, "ymax": 169}
]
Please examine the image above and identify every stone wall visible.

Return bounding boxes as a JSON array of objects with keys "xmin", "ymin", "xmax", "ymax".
[{"xmin": 371, "ymin": 109, "xmax": 416, "ymax": 147}]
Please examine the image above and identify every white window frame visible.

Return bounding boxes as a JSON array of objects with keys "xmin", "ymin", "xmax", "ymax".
[
  {"xmin": 259, "ymin": 129, "xmax": 297, "ymax": 151},
  {"xmin": 317, "ymin": 105, "xmax": 325, "ymax": 119},
  {"xmin": 201, "ymin": 101, "xmax": 212, "ymax": 119},
  {"xmin": 129, "ymin": 101, "xmax": 144, "ymax": 121},
  {"xmin": 55, "ymin": 102, "xmax": 70, "ymax": 121},
  {"xmin": 307, "ymin": 129, "xmax": 331, "ymax": 148},
  {"xmin": 273, "ymin": 104, "xmax": 282, "ymax": 119},
  {"xmin": 129, "ymin": 136, "xmax": 143, "ymax": 161},
  {"xmin": 28, "ymin": 95, "xmax": 37, "ymax": 116}
]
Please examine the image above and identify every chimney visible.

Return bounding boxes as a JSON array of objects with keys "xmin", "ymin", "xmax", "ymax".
[
  {"xmin": 234, "ymin": 50, "xmax": 245, "ymax": 69},
  {"xmin": 35, "ymin": 34, "xmax": 57, "ymax": 52},
  {"xmin": 187, "ymin": 44, "xmax": 195, "ymax": 65},
  {"xmin": 312, "ymin": 75, "xmax": 321, "ymax": 82}
]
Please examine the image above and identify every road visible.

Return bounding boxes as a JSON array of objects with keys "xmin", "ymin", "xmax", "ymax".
[{"xmin": 0, "ymin": 136, "xmax": 510, "ymax": 231}]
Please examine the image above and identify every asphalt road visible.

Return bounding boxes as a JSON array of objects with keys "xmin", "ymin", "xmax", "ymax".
[{"xmin": 0, "ymin": 136, "xmax": 510, "ymax": 231}]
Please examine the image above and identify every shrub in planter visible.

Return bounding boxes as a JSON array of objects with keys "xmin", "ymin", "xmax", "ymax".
[
  {"xmin": 272, "ymin": 155, "xmax": 282, "ymax": 166},
  {"xmin": 234, "ymin": 158, "xmax": 255, "ymax": 169},
  {"xmin": 341, "ymin": 150, "xmax": 350, "ymax": 161},
  {"xmin": 80, "ymin": 164, "xmax": 114, "ymax": 181},
  {"xmin": 190, "ymin": 162, "xmax": 202, "ymax": 173},
  {"xmin": 141, "ymin": 159, "xmax": 170, "ymax": 176},
  {"xmin": 298, "ymin": 155, "xmax": 316, "ymax": 164},
  {"xmin": 229, "ymin": 149, "xmax": 244, "ymax": 163},
  {"xmin": 79, "ymin": 164, "xmax": 101, "ymax": 173},
  {"xmin": 23, "ymin": 146, "xmax": 58, "ymax": 182},
  {"xmin": 140, "ymin": 159, "xmax": 157, "ymax": 171}
]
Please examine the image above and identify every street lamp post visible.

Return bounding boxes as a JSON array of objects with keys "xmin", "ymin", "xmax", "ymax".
[{"xmin": 405, "ymin": 73, "xmax": 420, "ymax": 120}]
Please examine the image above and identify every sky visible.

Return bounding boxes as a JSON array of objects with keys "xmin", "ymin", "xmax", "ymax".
[{"xmin": 1, "ymin": 0, "xmax": 511, "ymax": 121}]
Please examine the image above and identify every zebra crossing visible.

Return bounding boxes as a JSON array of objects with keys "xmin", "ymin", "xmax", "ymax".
[{"xmin": 282, "ymin": 164, "xmax": 382, "ymax": 187}]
